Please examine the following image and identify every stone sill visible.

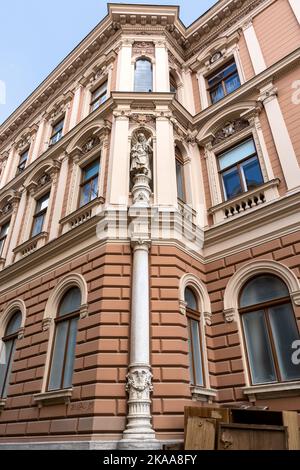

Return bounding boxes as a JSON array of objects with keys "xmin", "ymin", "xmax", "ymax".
[
  {"xmin": 13, "ymin": 232, "xmax": 48, "ymax": 256},
  {"xmin": 191, "ymin": 386, "xmax": 217, "ymax": 402},
  {"xmin": 33, "ymin": 388, "xmax": 73, "ymax": 407},
  {"xmin": 60, "ymin": 197, "xmax": 105, "ymax": 233},
  {"xmin": 243, "ymin": 381, "xmax": 300, "ymax": 399}
]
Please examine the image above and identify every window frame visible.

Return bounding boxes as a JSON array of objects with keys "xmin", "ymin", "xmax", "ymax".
[
  {"xmin": 47, "ymin": 289, "xmax": 81, "ymax": 392},
  {"xmin": 0, "ymin": 312, "xmax": 21, "ymax": 399},
  {"xmin": 239, "ymin": 277, "xmax": 300, "ymax": 386},
  {"xmin": 217, "ymin": 137, "xmax": 264, "ymax": 201},
  {"xmin": 49, "ymin": 117, "xmax": 65, "ymax": 146},
  {"xmin": 31, "ymin": 192, "xmax": 50, "ymax": 238},
  {"xmin": 175, "ymin": 149, "xmax": 186, "ymax": 203},
  {"xmin": 207, "ymin": 59, "xmax": 241, "ymax": 104},
  {"xmin": 16, "ymin": 149, "xmax": 29, "ymax": 175},
  {"xmin": 0, "ymin": 220, "xmax": 10, "ymax": 257},
  {"xmin": 90, "ymin": 81, "xmax": 108, "ymax": 113},
  {"xmin": 78, "ymin": 159, "xmax": 100, "ymax": 208},
  {"xmin": 185, "ymin": 288, "xmax": 206, "ymax": 388},
  {"xmin": 134, "ymin": 58, "xmax": 153, "ymax": 93}
]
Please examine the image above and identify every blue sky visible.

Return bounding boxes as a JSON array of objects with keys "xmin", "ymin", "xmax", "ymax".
[{"xmin": 0, "ymin": 1, "xmax": 217, "ymax": 125}]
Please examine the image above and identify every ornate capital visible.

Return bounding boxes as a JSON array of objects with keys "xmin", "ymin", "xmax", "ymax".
[
  {"xmin": 259, "ymin": 85, "xmax": 278, "ymax": 105},
  {"xmin": 179, "ymin": 300, "xmax": 187, "ymax": 315},
  {"xmin": 18, "ymin": 327, "xmax": 25, "ymax": 340},
  {"xmin": 126, "ymin": 367, "xmax": 153, "ymax": 401},
  {"xmin": 223, "ymin": 308, "xmax": 237, "ymax": 323},
  {"xmin": 291, "ymin": 291, "xmax": 300, "ymax": 307},
  {"xmin": 42, "ymin": 317, "xmax": 53, "ymax": 331},
  {"xmin": 80, "ymin": 304, "xmax": 89, "ymax": 319},
  {"xmin": 203, "ymin": 311, "xmax": 212, "ymax": 326}
]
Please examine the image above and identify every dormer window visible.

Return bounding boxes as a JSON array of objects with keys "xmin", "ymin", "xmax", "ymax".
[
  {"xmin": 16, "ymin": 149, "xmax": 29, "ymax": 175},
  {"xmin": 90, "ymin": 81, "xmax": 108, "ymax": 112},
  {"xmin": 50, "ymin": 118, "xmax": 64, "ymax": 146},
  {"xmin": 207, "ymin": 60, "xmax": 241, "ymax": 104}
]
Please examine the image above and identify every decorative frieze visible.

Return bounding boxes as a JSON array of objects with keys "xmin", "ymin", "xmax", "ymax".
[{"xmin": 212, "ymin": 119, "xmax": 249, "ymax": 146}]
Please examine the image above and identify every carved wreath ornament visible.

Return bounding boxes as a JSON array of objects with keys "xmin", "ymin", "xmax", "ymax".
[{"xmin": 126, "ymin": 369, "xmax": 153, "ymax": 399}]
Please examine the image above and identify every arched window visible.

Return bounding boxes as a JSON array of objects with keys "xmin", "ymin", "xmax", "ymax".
[
  {"xmin": 134, "ymin": 59, "xmax": 153, "ymax": 92},
  {"xmin": 175, "ymin": 146, "xmax": 186, "ymax": 202},
  {"xmin": 47, "ymin": 287, "xmax": 81, "ymax": 391},
  {"xmin": 0, "ymin": 311, "xmax": 22, "ymax": 398},
  {"xmin": 185, "ymin": 287, "xmax": 205, "ymax": 387},
  {"xmin": 239, "ymin": 275, "xmax": 300, "ymax": 385}
]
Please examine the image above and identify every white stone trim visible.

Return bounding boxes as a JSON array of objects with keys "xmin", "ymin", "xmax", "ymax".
[
  {"xmin": 289, "ymin": 0, "xmax": 300, "ymax": 24},
  {"xmin": 242, "ymin": 20, "xmax": 266, "ymax": 74},
  {"xmin": 41, "ymin": 272, "xmax": 88, "ymax": 393},
  {"xmin": 243, "ymin": 381, "xmax": 300, "ymax": 401},
  {"xmin": 0, "ymin": 299, "xmax": 26, "ymax": 339},
  {"xmin": 259, "ymin": 82, "xmax": 300, "ymax": 191},
  {"xmin": 179, "ymin": 273, "xmax": 213, "ymax": 392}
]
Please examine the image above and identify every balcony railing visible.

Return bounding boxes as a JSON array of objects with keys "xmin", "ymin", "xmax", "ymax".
[
  {"xmin": 208, "ymin": 179, "xmax": 280, "ymax": 224},
  {"xmin": 60, "ymin": 197, "xmax": 105, "ymax": 234}
]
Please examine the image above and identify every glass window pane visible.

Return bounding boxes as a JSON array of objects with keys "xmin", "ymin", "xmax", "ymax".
[
  {"xmin": 80, "ymin": 183, "xmax": 91, "ymax": 207},
  {"xmin": 5, "ymin": 311, "xmax": 22, "ymax": 336},
  {"xmin": 242, "ymin": 310, "xmax": 277, "ymax": 384},
  {"xmin": 176, "ymin": 160, "xmax": 185, "ymax": 201},
  {"xmin": 219, "ymin": 139, "xmax": 256, "ymax": 171},
  {"xmin": 90, "ymin": 176, "xmax": 99, "ymax": 200},
  {"xmin": 210, "ymin": 84, "xmax": 224, "ymax": 104},
  {"xmin": 190, "ymin": 319, "xmax": 204, "ymax": 386},
  {"xmin": 59, "ymin": 287, "xmax": 81, "ymax": 316},
  {"xmin": 241, "ymin": 157, "xmax": 263, "ymax": 191},
  {"xmin": 187, "ymin": 328, "xmax": 195, "ymax": 385},
  {"xmin": 224, "ymin": 72, "xmax": 241, "ymax": 94},
  {"xmin": 36, "ymin": 193, "xmax": 50, "ymax": 213},
  {"xmin": 83, "ymin": 161, "xmax": 99, "ymax": 181},
  {"xmin": 222, "ymin": 166, "xmax": 243, "ymax": 200},
  {"xmin": 134, "ymin": 59, "xmax": 153, "ymax": 92},
  {"xmin": 63, "ymin": 318, "xmax": 79, "ymax": 389},
  {"xmin": 31, "ymin": 214, "xmax": 45, "ymax": 237},
  {"xmin": 48, "ymin": 321, "xmax": 68, "ymax": 391},
  {"xmin": 0, "ymin": 222, "xmax": 10, "ymax": 238},
  {"xmin": 240, "ymin": 275, "xmax": 289, "ymax": 308},
  {"xmin": 185, "ymin": 288, "xmax": 198, "ymax": 311},
  {"xmin": 0, "ymin": 339, "xmax": 14, "ymax": 397},
  {"xmin": 53, "ymin": 119, "xmax": 64, "ymax": 133},
  {"xmin": 269, "ymin": 303, "xmax": 300, "ymax": 381}
]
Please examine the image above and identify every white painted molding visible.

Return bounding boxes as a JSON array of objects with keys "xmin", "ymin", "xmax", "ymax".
[
  {"xmin": 289, "ymin": 0, "xmax": 300, "ymax": 24},
  {"xmin": 242, "ymin": 20, "xmax": 266, "ymax": 74},
  {"xmin": 0, "ymin": 299, "xmax": 27, "ymax": 338}
]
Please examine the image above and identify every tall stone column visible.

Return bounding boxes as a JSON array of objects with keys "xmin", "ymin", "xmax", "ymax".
[{"xmin": 119, "ymin": 131, "xmax": 159, "ymax": 449}]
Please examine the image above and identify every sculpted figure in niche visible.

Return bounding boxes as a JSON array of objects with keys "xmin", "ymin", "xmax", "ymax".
[{"xmin": 130, "ymin": 132, "xmax": 152, "ymax": 180}]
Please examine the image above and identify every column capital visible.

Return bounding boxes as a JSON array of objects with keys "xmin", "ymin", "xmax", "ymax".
[
  {"xmin": 131, "ymin": 238, "xmax": 151, "ymax": 252},
  {"xmin": 259, "ymin": 84, "xmax": 278, "ymax": 104}
]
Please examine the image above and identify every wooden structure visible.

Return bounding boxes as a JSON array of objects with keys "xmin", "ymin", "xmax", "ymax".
[{"xmin": 184, "ymin": 406, "xmax": 300, "ymax": 450}]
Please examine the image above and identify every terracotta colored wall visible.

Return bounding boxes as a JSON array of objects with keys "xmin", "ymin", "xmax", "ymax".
[
  {"xmin": 276, "ymin": 65, "xmax": 300, "ymax": 165},
  {"xmin": 254, "ymin": 0, "xmax": 300, "ymax": 68},
  {"xmin": 206, "ymin": 230, "xmax": 300, "ymax": 407},
  {"xmin": 0, "ymin": 243, "xmax": 130, "ymax": 442}
]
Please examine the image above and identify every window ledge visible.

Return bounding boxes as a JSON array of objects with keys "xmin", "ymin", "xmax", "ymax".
[
  {"xmin": 208, "ymin": 179, "xmax": 280, "ymax": 224},
  {"xmin": 33, "ymin": 388, "xmax": 73, "ymax": 407},
  {"xmin": 191, "ymin": 386, "xmax": 217, "ymax": 402},
  {"xmin": 0, "ymin": 399, "xmax": 6, "ymax": 411},
  {"xmin": 60, "ymin": 197, "xmax": 105, "ymax": 234},
  {"xmin": 13, "ymin": 232, "xmax": 48, "ymax": 258},
  {"xmin": 243, "ymin": 381, "xmax": 300, "ymax": 400}
]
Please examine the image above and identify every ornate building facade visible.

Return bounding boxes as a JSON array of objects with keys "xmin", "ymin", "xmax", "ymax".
[{"xmin": 0, "ymin": 0, "xmax": 300, "ymax": 450}]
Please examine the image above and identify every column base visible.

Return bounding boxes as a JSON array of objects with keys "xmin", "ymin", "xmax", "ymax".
[{"xmin": 118, "ymin": 438, "xmax": 161, "ymax": 450}]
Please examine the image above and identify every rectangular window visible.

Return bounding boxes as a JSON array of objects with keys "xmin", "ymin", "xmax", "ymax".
[
  {"xmin": 207, "ymin": 60, "xmax": 241, "ymax": 104},
  {"xmin": 176, "ymin": 158, "xmax": 186, "ymax": 202},
  {"xmin": 31, "ymin": 193, "xmax": 50, "ymax": 237},
  {"xmin": 90, "ymin": 82, "xmax": 108, "ymax": 112},
  {"xmin": 50, "ymin": 118, "xmax": 64, "ymax": 146},
  {"xmin": 16, "ymin": 149, "xmax": 29, "ymax": 175},
  {"xmin": 218, "ymin": 138, "xmax": 264, "ymax": 200},
  {"xmin": 0, "ymin": 221, "xmax": 10, "ymax": 257},
  {"xmin": 79, "ymin": 160, "xmax": 100, "ymax": 208},
  {"xmin": 187, "ymin": 317, "xmax": 204, "ymax": 387}
]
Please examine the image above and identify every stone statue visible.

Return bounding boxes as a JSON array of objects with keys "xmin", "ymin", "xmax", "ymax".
[{"xmin": 130, "ymin": 132, "xmax": 152, "ymax": 180}]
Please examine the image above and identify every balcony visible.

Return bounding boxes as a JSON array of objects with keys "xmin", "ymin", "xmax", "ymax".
[
  {"xmin": 60, "ymin": 197, "xmax": 105, "ymax": 234},
  {"xmin": 208, "ymin": 179, "xmax": 280, "ymax": 224},
  {"xmin": 13, "ymin": 232, "xmax": 48, "ymax": 260}
]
